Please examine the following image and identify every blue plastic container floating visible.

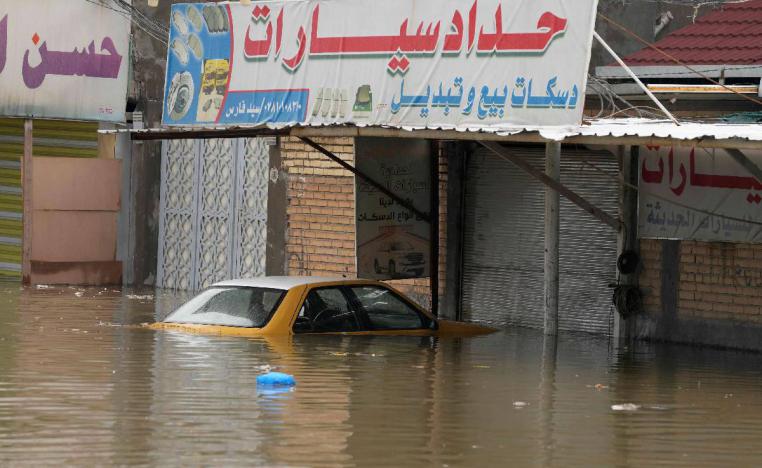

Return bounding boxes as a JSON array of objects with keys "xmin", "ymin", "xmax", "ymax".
[{"xmin": 256, "ymin": 372, "xmax": 296, "ymax": 387}]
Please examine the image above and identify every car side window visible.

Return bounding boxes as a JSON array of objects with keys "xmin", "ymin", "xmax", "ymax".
[
  {"xmin": 293, "ymin": 287, "xmax": 360, "ymax": 333},
  {"xmin": 349, "ymin": 286, "xmax": 425, "ymax": 330}
]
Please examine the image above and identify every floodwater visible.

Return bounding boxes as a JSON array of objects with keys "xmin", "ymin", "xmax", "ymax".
[{"xmin": 1, "ymin": 284, "xmax": 762, "ymax": 467}]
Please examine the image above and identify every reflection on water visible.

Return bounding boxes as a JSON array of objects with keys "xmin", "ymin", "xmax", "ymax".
[{"xmin": 1, "ymin": 282, "xmax": 762, "ymax": 466}]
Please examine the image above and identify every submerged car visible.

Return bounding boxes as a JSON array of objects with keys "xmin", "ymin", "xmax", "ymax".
[{"xmin": 150, "ymin": 277, "xmax": 495, "ymax": 337}]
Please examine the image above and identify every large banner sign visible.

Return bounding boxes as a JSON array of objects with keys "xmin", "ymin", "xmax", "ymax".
[
  {"xmin": 0, "ymin": 1, "xmax": 130, "ymax": 122},
  {"xmin": 639, "ymin": 146, "xmax": 762, "ymax": 242},
  {"xmin": 163, "ymin": 0, "xmax": 598, "ymax": 129},
  {"xmin": 355, "ymin": 138, "xmax": 431, "ymax": 280}
]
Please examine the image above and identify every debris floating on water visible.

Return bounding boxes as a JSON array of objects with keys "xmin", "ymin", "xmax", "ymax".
[
  {"xmin": 611, "ymin": 403, "xmax": 640, "ymax": 411},
  {"xmin": 126, "ymin": 294, "xmax": 154, "ymax": 300},
  {"xmin": 256, "ymin": 372, "xmax": 296, "ymax": 387}
]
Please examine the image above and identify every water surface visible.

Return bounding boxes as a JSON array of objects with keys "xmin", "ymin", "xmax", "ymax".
[{"xmin": 0, "ymin": 283, "xmax": 761, "ymax": 466}]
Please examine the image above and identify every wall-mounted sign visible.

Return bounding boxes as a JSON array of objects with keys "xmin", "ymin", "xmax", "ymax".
[
  {"xmin": 0, "ymin": 1, "xmax": 130, "ymax": 122},
  {"xmin": 356, "ymin": 138, "xmax": 430, "ymax": 280},
  {"xmin": 163, "ymin": 0, "xmax": 599, "ymax": 129},
  {"xmin": 639, "ymin": 146, "xmax": 762, "ymax": 242}
]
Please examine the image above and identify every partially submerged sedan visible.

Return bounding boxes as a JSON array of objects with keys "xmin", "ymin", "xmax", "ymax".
[{"xmin": 150, "ymin": 277, "xmax": 495, "ymax": 337}]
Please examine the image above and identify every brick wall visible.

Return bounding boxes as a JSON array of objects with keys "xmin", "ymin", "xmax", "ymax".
[
  {"xmin": 639, "ymin": 239, "xmax": 662, "ymax": 316},
  {"xmin": 640, "ymin": 238, "xmax": 762, "ymax": 339},
  {"xmin": 280, "ymin": 136, "xmax": 447, "ymax": 309},
  {"xmin": 679, "ymin": 241, "xmax": 762, "ymax": 324},
  {"xmin": 282, "ymin": 136, "xmax": 356, "ymax": 277}
]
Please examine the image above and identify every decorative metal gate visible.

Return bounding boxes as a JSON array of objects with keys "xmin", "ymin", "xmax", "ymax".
[{"xmin": 158, "ymin": 138, "xmax": 269, "ymax": 290}]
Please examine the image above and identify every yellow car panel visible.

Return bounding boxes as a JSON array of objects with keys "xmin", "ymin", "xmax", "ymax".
[{"xmin": 149, "ymin": 278, "xmax": 496, "ymax": 337}]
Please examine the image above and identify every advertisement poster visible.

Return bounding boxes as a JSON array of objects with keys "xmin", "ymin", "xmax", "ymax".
[
  {"xmin": 355, "ymin": 138, "xmax": 430, "ymax": 280},
  {"xmin": 0, "ymin": 0, "xmax": 130, "ymax": 122},
  {"xmin": 163, "ymin": 0, "xmax": 599, "ymax": 130},
  {"xmin": 639, "ymin": 146, "xmax": 762, "ymax": 242}
]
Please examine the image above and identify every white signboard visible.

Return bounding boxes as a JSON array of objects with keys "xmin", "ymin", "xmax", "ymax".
[
  {"xmin": 639, "ymin": 146, "xmax": 762, "ymax": 242},
  {"xmin": 0, "ymin": 1, "xmax": 131, "ymax": 122},
  {"xmin": 356, "ymin": 138, "xmax": 430, "ymax": 280},
  {"xmin": 163, "ymin": 0, "xmax": 598, "ymax": 129}
]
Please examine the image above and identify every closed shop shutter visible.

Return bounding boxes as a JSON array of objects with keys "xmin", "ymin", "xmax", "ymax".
[
  {"xmin": 461, "ymin": 145, "xmax": 619, "ymax": 335},
  {"xmin": 0, "ymin": 118, "xmax": 99, "ymax": 281},
  {"xmin": 0, "ymin": 120, "xmax": 22, "ymax": 280}
]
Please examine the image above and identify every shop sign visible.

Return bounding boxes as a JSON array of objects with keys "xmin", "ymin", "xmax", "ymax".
[
  {"xmin": 0, "ymin": 1, "xmax": 130, "ymax": 122},
  {"xmin": 639, "ymin": 146, "xmax": 762, "ymax": 242},
  {"xmin": 162, "ymin": 0, "xmax": 599, "ymax": 129},
  {"xmin": 356, "ymin": 138, "xmax": 430, "ymax": 280}
]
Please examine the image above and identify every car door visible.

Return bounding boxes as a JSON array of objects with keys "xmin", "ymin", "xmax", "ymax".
[
  {"xmin": 344, "ymin": 285, "xmax": 434, "ymax": 335},
  {"xmin": 292, "ymin": 284, "xmax": 434, "ymax": 335},
  {"xmin": 292, "ymin": 286, "xmax": 368, "ymax": 334}
]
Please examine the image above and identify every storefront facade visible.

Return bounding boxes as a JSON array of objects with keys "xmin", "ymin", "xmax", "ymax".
[{"xmin": 0, "ymin": 1, "xmax": 131, "ymax": 285}]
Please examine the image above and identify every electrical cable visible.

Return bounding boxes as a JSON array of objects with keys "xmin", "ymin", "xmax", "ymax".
[{"xmin": 597, "ymin": 12, "xmax": 762, "ymax": 107}]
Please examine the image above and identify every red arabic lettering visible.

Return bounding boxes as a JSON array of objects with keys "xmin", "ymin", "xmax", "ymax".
[
  {"xmin": 467, "ymin": 1, "xmax": 478, "ymax": 53},
  {"xmin": 244, "ymin": 21, "xmax": 272, "ymax": 58},
  {"xmin": 275, "ymin": 8, "xmax": 284, "ymax": 55},
  {"xmin": 477, "ymin": 5, "xmax": 567, "ymax": 53},
  {"xmin": 282, "ymin": 26, "xmax": 307, "ymax": 72},
  {"xmin": 690, "ymin": 149, "xmax": 762, "ymax": 191},
  {"xmin": 244, "ymin": 7, "xmax": 285, "ymax": 59},
  {"xmin": 668, "ymin": 149, "xmax": 687, "ymax": 196},
  {"xmin": 643, "ymin": 147, "xmax": 762, "ymax": 201},
  {"xmin": 443, "ymin": 11, "xmax": 464, "ymax": 53},
  {"xmin": 642, "ymin": 156, "xmax": 664, "ymax": 184},
  {"xmin": 267, "ymin": 2, "xmax": 568, "ymax": 72},
  {"xmin": 309, "ymin": 5, "xmax": 440, "ymax": 56}
]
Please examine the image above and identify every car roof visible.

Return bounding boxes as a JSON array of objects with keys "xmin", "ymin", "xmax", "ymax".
[{"xmin": 211, "ymin": 276, "xmax": 364, "ymax": 291}]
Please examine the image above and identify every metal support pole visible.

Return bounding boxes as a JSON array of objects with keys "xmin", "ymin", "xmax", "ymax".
[
  {"xmin": 593, "ymin": 31, "xmax": 680, "ymax": 126},
  {"xmin": 430, "ymin": 141, "xmax": 440, "ymax": 317},
  {"xmin": 22, "ymin": 120, "xmax": 33, "ymax": 285},
  {"xmin": 615, "ymin": 146, "xmax": 640, "ymax": 340},
  {"xmin": 544, "ymin": 141, "xmax": 561, "ymax": 336}
]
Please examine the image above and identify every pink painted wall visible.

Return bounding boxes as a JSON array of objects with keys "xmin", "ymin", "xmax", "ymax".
[{"xmin": 30, "ymin": 157, "xmax": 122, "ymax": 285}]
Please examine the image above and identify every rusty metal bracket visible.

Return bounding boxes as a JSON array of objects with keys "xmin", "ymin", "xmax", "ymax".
[
  {"xmin": 298, "ymin": 137, "xmax": 431, "ymax": 223},
  {"xmin": 478, "ymin": 140, "xmax": 623, "ymax": 232}
]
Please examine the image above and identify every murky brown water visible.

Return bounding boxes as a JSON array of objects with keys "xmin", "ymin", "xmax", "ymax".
[{"xmin": 1, "ymin": 283, "xmax": 762, "ymax": 466}]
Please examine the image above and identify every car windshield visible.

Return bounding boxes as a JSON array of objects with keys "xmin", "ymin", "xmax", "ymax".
[{"xmin": 163, "ymin": 287, "xmax": 285, "ymax": 328}]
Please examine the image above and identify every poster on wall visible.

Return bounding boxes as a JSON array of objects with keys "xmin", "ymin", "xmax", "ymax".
[
  {"xmin": 639, "ymin": 146, "xmax": 762, "ymax": 242},
  {"xmin": 355, "ymin": 138, "xmax": 430, "ymax": 280},
  {"xmin": 163, "ymin": 0, "xmax": 599, "ymax": 130},
  {"xmin": 0, "ymin": 0, "xmax": 131, "ymax": 122}
]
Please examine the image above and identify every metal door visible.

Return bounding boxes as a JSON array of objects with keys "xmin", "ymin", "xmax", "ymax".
[
  {"xmin": 158, "ymin": 138, "xmax": 269, "ymax": 290},
  {"xmin": 461, "ymin": 145, "xmax": 619, "ymax": 334}
]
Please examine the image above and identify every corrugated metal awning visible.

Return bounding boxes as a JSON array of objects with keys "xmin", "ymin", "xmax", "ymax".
[{"xmin": 100, "ymin": 118, "xmax": 762, "ymax": 149}]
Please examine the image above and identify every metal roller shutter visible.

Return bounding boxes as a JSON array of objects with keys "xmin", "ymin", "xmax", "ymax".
[
  {"xmin": 0, "ymin": 118, "xmax": 99, "ymax": 281},
  {"xmin": 461, "ymin": 145, "xmax": 619, "ymax": 335},
  {"xmin": 0, "ymin": 119, "xmax": 23, "ymax": 280}
]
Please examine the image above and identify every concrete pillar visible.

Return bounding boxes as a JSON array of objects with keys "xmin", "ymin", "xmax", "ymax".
[{"xmin": 544, "ymin": 141, "xmax": 561, "ymax": 336}]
